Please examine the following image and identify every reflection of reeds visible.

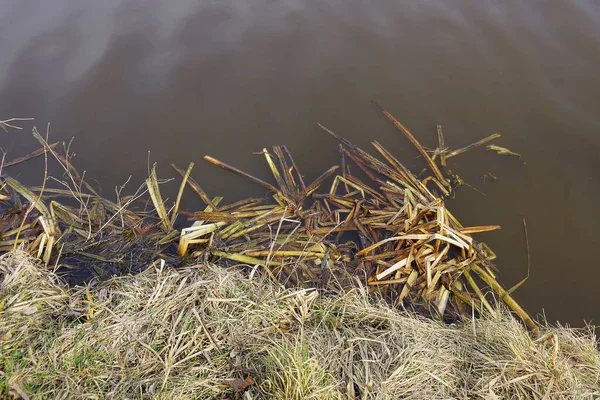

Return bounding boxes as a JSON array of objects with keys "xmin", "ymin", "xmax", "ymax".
[{"xmin": 0, "ymin": 105, "xmax": 535, "ymax": 329}]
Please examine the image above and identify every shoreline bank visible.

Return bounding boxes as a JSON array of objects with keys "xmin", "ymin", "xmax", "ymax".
[{"xmin": 1, "ymin": 250, "xmax": 598, "ymax": 399}]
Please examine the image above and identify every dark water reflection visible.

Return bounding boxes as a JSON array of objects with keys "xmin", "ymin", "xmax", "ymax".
[{"xmin": 1, "ymin": 0, "xmax": 599, "ymax": 327}]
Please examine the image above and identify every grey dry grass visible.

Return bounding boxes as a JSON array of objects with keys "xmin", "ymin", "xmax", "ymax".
[{"xmin": 1, "ymin": 251, "xmax": 599, "ymax": 399}]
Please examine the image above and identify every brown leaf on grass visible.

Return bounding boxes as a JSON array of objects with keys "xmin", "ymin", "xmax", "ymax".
[{"xmin": 222, "ymin": 377, "xmax": 255, "ymax": 392}]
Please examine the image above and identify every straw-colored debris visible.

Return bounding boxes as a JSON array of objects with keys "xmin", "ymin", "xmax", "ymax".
[
  {"xmin": 1, "ymin": 251, "xmax": 599, "ymax": 399},
  {"xmin": 174, "ymin": 104, "xmax": 533, "ymax": 328},
  {"xmin": 2, "ymin": 106, "xmax": 531, "ymax": 329},
  {"xmin": 486, "ymin": 144, "xmax": 522, "ymax": 158}
]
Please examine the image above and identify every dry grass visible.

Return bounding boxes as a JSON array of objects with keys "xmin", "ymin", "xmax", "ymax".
[{"xmin": 1, "ymin": 251, "xmax": 599, "ymax": 399}]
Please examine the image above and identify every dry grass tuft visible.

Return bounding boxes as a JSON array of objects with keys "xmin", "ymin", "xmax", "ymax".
[{"xmin": 1, "ymin": 251, "xmax": 599, "ymax": 399}]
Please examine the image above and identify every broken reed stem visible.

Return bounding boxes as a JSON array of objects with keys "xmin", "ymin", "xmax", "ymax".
[
  {"xmin": 171, "ymin": 163, "xmax": 218, "ymax": 211},
  {"xmin": 471, "ymin": 264, "xmax": 538, "ymax": 332},
  {"xmin": 2, "ymin": 142, "xmax": 61, "ymax": 168},
  {"xmin": 203, "ymin": 155, "xmax": 280, "ymax": 194},
  {"xmin": 446, "ymin": 133, "xmax": 501, "ymax": 159},
  {"xmin": 0, "ymin": 117, "xmax": 33, "ymax": 131},
  {"xmin": 372, "ymin": 101, "xmax": 449, "ymax": 189},
  {"xmin": 437, "ymin": 125, "xmax": 447, "ymax": 167}
]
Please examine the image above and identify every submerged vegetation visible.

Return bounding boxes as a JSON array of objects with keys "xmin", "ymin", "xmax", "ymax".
[{"xmin": 1, "ymin": 106, "xmax": 599, "ymax": 398}]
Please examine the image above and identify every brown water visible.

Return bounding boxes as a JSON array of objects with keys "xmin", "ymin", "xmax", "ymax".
[{"xmin": 1, "ymin": 0, "xmax": 600, "ymax": 327}]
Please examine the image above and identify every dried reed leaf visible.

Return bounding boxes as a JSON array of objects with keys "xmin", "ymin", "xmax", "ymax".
[
  {"xmin": 146, "ymin": 164, "xmax": 172, "ymax": 231},
  {"xmin": 486, "ymin": 144, "xmax": 521, "ymax": 158},
  {"xmin": 204, "ymin": 155, "xmax": 280, "ymax": 194},
  {"xmin": 446, "ymin": 133, "xmax": 501, "ymax": 159},
  {"xmin": 3, "ymin": 142, "xmax": 60, "ymax": 168},
  {"xmin": 372, "ymin": 101, "xmax": 449, "ymax": 188},
  {"xmin": 171, "ymin": 162, "xmax": 194, "ymax": 225}
]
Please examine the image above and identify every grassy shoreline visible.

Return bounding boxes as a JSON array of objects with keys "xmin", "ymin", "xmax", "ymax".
[
  {"xmin": 1, "ymin": 250, "xmax": 599, "ymax": 399},
  {"xmin": 2, "ymin": 113, "xmax": 600, "ymax": 398}
]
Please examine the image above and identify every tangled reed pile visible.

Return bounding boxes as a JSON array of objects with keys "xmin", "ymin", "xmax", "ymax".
[{"xmin": 0, "ymin": 104, "xmax": 535, "ymax": 329}]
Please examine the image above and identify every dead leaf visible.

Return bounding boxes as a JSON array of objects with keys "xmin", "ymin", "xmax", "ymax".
[
  {"xmin": 223, "ymin": 377, "xmax": 255, "ymax": 392},
  {"xmin": 486, "ymin": 145, "xmax": 521, "ymax": 158}
]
